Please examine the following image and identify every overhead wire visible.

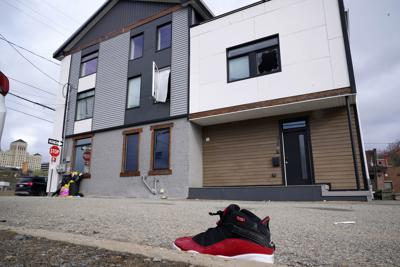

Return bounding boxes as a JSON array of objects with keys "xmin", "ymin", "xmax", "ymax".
[
  {"xmin": 0, "ymin": 33, "xmax": 62, "ymax": 86},
  {"xmin": 7, "ymin": 106, "xmax": 53, "ymax": 124},
  {"xmin": 0, "ymin": 36, "xmax": 60, "ymax": 66},
  {"xmin": 14, "ymin": 0, "xmax": 74, "ymax": 33},
  {"xmin": 1, "ymin": 0, "xmax": 66, "ymax": 37},
  {"xmin": 42, "ymin": 0, "xmax": 81, "ymax": 25},
  {"xmin": 9, "ymin": 92, "xmax": 56, "ymax": 111},
  {"xmin": 7, "ymin": 77, "xmax": 56, "ymax": 96}
]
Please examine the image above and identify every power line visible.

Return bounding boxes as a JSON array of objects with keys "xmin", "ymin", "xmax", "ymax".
[
  {"xmin": 2, "ymin": 0, "xmax": 66, "ymax": 37},
  {"xmin": 9, "ymin": 92, "xmax": 56, "ymax": 111},
  {"xmin": 7, "ymin": 106, "xmax": 53, "ymax": 124},
  {"xmin": 0, "ymin": 33, "xmax": 62, "ymax": 85},
  {"xmin": 42, "ymin": 0, "xmax": 80, "ymax": 25},
  {"xmin": 8, "ymin": 77, "xmax": 56, "ymax": 96},
  {"xmin": 14, "ymin": 0, "xmax": 74, "ymax": 33},
  {"xmin": 6, "ymin": 99, "xmax": 54, "ymax": 115},
  {"xmin": 0, "ymin": 37, "xmax": 60, "ymax": 66}
]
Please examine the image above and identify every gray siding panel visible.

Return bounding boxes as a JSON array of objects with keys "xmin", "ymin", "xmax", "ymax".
[
  {"xmin": 93, "ymin": 32, "xmax": 130, "ymax": 130},
  {"xmin": 66, "ymin": 51, "xmax": 81, "ymax": 136},
  {"xmin": 72, "ymin": 1, "xmax": 174, "ymax": 51},
  {"xmin": 170, "ymin": 8, "xmax": 189, "ymax": 116}
]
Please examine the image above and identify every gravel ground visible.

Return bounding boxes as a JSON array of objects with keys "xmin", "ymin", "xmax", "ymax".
[
  {"xmin": 0, "ymin": 197, "xmax": 399, "ymax": 266},
  {"xmin": 0, "ymin": 230, "xmax": 194, "ymax": 267}
]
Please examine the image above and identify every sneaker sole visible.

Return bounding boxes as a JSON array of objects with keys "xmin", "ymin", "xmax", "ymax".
[{"xmin": 172, "ymin": 242, "xmax": 274, "ymax": 264}]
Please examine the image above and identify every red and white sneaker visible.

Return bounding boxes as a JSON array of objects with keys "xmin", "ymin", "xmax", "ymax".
[{"xmin": 173, "ymin": 204, "xmax": 275, "ymax": 264}]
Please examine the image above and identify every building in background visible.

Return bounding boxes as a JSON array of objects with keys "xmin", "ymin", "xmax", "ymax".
[
  {"xmin": 41, "ymin": 162, "xmax": 49, "ymax": 175},
  {"xmin": 0, "ymin": 139, "xmax": 42, "ymax": 171}
]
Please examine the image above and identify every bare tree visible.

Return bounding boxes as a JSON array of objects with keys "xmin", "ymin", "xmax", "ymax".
[{"xmin": 383, "ymin": 140, "xmax": 400, "ymax": 167}]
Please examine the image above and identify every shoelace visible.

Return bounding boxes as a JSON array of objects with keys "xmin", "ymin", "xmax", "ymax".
[{"xmin": 209, "ymin": 210, "xmax": 225, "ymax": 226}]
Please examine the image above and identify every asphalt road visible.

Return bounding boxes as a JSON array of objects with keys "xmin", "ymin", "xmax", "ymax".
[{"xmin": 0, "ymin": 196, "xmax": 399, "ymax": 266}]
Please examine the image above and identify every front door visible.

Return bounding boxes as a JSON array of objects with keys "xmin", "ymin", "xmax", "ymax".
[{"xmin": 281, "ymin": 120, "xmax": 313, "ymax": 185}]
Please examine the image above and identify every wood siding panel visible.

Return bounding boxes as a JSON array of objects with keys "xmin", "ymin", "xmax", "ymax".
[
  {"xmin": 310, "ymin": 107, "xmax": 363, "ymax": 190},
  {"xmin": 202, "ymin": 106, "xmax": 364, "ymax": 190},
  {"xmin": 203, "ymin": 119, "xmax": 282, "ymax": 187}
]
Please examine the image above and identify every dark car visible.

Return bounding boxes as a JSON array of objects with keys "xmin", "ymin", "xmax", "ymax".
[{"xmin": 15, "ymin": 177, "xmax": 47, "ymax": 196}]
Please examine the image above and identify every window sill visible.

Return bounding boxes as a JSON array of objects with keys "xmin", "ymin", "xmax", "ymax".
[
  {"xmin": 120, "ymin": 171, "xmax": 141, "ymax": 177},
  {"xmin": 81, "ymin": 173, "xmax": 91, "ymax": 179},
  {"xmin": 148, "ymin": 169, "xmax": 172, "ymax": 176}
]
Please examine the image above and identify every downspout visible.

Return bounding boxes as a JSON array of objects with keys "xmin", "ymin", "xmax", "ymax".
[
  {"xmin": 345, "ymin": 96, "xmax": 361, "ymax": 190},
  {"xmin": 142, "ymin": 176, "xmax": 158, "ymax": 195}
]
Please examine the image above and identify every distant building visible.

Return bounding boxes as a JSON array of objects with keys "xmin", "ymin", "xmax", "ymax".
[
  {"xmin": 41, "ymin": 162, "xmax": 49, "ymax": 173},
  {"xmin": 0, "ymin": 139, "xmax": 42, "ymax": 171}
]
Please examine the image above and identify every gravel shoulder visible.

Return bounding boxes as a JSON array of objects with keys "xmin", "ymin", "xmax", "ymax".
[{"xmin": 0, "ymin": 196, "xmax": 399, "ymax": 266}]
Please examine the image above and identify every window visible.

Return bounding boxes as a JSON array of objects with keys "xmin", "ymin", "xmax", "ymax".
[
  {"xmin": 130, "ymin": 34, "xmax": 144, "ymax": 60},
  {"xmin": 76, "ymin": 89, "xmax": 95, "ymax": 121},
  {"xmin": 157, "ymin": 23, "xmax": 172, "ymax": 51},
  {"xmin": 227, "ymin": 35, "xmax": 280, "ymax": 82},
  {"xmin": 80, "ymin": 52, "xmax": 98, "ymax": 77},
  {"xmin": 73, "ymin": 137, "xmax": 91, "ymax": 174},
  {"xmin": 121, "ymin": 128, "xmax": 142, "ymax": 177},
  {"xmin": 127, "ymin": 76, "xmax": 141, "ymax": 108},
  {"xmin": 149, "ymin": 123, "xmax": 173, "ymax": 175}
]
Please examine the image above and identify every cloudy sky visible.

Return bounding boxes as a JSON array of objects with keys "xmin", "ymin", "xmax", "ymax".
[{"xmin": 0, "ymin": 0, "xmax": 399, "ymax": 162}]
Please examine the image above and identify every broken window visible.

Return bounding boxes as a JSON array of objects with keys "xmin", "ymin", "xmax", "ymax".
[{"xmin": 227, "ymin": 35, "xmax": 280, "ymax": 82}]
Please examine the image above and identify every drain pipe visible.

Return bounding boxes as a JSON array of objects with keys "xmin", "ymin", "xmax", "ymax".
[{"xmin": 142, "ymin": 176, "xmax": 157, "ymax": 195}]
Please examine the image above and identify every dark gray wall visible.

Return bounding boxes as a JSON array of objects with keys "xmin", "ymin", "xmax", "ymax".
[
  {"xmin": 125, "ymin": 14, "xmax": 172, "ymax": 125},
  {"xmin": 72, "ymin": 0, "xmax": 174, "ymax": 51}
]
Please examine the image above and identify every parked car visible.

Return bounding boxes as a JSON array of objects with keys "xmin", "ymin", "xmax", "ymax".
[{"xmin": 15, "ymin": 177, "xmax": 47, "ymax": 196}]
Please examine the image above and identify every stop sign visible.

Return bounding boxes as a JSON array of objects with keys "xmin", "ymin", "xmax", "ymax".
[
  {"xmin": 49, "ymin": 145, "xmax": 60, "ymax": 158},
  {"xmin": 0, "ymin": 72, "xmax": 9, "ymax": 96}
]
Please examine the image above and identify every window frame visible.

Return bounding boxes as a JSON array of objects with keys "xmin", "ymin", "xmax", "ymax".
[
  {"xmin": 129, "ymin": 33, "xmax": 144, "ymax": 60},
  {"xmin": 156, "ymin": 22, "xmax": 172, "ymax": 52},
  {"xmin": 120, "ymin": 128, "xmax": 142, "ymax": 177},
  {"xmin": 126, "ymin": 76, "xmax": 142, "ymax": 109},
  {"xmin": 149, "ymin": 123, "xmax": 173, "ymax": 176},
  {"xmin": 226, "ymin": 34, "xmax": 281, "ymax": 83},
  {"xmin": 71, "ymin": 134, "xmax": 93, "ymax": 177},
  {"xmin": 75, "ymin": 89, "xmax": 95, "ymax": 121},
  {"xmin": 79, "ymin": 52, "xmax": 98, "ymax": 78}
]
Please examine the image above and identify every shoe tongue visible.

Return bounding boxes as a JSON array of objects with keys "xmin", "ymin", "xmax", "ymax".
[
  {"xmin": 223, "ymin": 204, "xmax": 240, "ymax": 216},
  {"xmin": 240, "ymin": 209, "xmax": 261, "ymax": 223}
]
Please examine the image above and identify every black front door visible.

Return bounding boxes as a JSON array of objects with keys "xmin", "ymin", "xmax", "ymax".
[{"xmin": 281, "ymin": 120, "xmax": 313, "ymax": 185}]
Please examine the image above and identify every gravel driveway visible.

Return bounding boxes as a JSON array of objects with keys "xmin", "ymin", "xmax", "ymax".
[{"xmin": 0, "ymin": 197, "xmax": 399, "ymax": 266}]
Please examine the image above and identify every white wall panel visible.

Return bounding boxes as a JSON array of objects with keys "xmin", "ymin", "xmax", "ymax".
[
  {"xmin": 280, "ymin": 26, "xmax": 330, "ymax": 67},
  {"xmin": 190, "ymin": 0, "xmax": 350, "ymax": 113},
  {"xmin": 323, "ymin": 0, "xmax": 343, "ymax": 39},
  {"xmin": 78, "ymin": 74, "xmax": 96, "ymax": 92},
  {"xmin": 74, "ymin": 119, "xmax": 92, "ymax": 134},
  {"xmin": 329, "ymin": 37, "xmax": 350, "ymax": 88}
]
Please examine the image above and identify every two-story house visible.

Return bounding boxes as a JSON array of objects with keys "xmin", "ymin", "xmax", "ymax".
[
  {"xmin": 47, "ymin": 0, "xmax": 213, "ymax": 197},
  {"xmin": 187, "ymin": 0, "xmax": 372, "ymax": 201},
  {"xmin": 48, "ymin": 0, "xmax": 372, "ymax": 201}
]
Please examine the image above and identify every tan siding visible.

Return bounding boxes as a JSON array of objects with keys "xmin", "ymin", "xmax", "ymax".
[
  {"xmin": 202, "ymin": 106, "xmax": 364, "ymax": 190},
  {"xmin": 310, "ymin": 107, "xmax": 363, "ymax": 190},
  {"xmin": 203, "ymin": 119, "xmax": 282, "ymax": 187}
]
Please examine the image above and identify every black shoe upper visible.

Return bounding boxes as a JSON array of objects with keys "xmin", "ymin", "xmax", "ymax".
[{"xmin": 192, "ymin": 204, "xmax": 274, "ymax": 249}]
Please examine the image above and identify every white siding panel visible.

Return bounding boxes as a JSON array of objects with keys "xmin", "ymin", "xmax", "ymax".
[
  {"xmin": 323, "ymin": 0, "xmax": 343, "ymax": 39},
  {"xmin": 78, "ymin": 74, "xmax": 96, "ymax": 92},
  {"xmin": 254, "ymin": 0, "xmax": 325, "ymax": 39},
  {"xmin": 329, "ymin": 37, "xmax": 350, "ymax": 88},
  {"xmin": 74, "ymin": 119, "xmax": 92, "ymax": 134},
  {"xmin": 190, "ymin": 0, "xmax": 350, "ymax": 114},
  {"xmin": 280, "ymin": 26, "xmax": 330, "ymax": 67}
]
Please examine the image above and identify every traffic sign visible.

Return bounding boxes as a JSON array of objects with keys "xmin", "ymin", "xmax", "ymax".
[
  {"xmin": 48, "ymin": 138, "xmax": 63, "ymax": 147},
  {"xmin": 49, "ymin": 145, "xmax": 60, "ymax": 158}
]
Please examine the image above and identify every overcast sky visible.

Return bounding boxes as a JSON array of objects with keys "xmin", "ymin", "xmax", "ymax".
[{"xmin": 0, "ymin": 0, "xmax": 399, "ymax": 162}]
